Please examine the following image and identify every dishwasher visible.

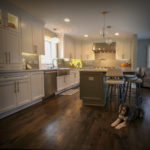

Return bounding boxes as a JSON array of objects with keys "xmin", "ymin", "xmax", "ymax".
[{"xmin": 44, "ymin": 70, "xmax": 57, "ymax": 99}]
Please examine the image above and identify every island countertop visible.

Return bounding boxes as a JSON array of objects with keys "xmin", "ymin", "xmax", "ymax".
[{"xmin": 80, "ymin": 68, "xmax": 135, "ymax": 73}]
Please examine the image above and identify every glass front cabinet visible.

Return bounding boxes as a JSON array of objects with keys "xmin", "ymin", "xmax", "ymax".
[{"xmin": 0, "ymin": 9, "xmax": 19, "ymax": 32}]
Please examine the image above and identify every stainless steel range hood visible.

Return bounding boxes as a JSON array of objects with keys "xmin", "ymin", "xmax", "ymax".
[{"xmin": 92, "ymin": 42, "xmax": 116, "ymax": 53}]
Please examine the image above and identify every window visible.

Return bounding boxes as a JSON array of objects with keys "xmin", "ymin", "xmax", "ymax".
[{"xmin": 41, "ymin": 37, "xmax": 57, "ymax": 65}]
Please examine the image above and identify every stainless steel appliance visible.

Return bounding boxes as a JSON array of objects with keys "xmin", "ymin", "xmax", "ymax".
[{"xmin": 44, "ymin": 70, "xmax": 57, "ymax": 99}]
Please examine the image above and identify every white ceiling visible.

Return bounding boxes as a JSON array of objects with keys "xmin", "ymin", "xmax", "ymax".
[{"xmin": 10, "ymin": 0, "xmax": 150, "ymax": 40}]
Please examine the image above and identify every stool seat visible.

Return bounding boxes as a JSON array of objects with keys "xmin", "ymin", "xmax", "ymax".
[
  {"xmin": 106, "ymin": 79, "xmax": 124, "ymax": 85},
  {"xmin": 126, "ymin": 77, "xmax": 138, "ymax": 82},
  {"xmin": 124, "ymin": 75, "xmax": 136, "ymax": 79},
  {"xmin": 133, "ymin": 78, "xmax": 142, "ymax": 83}
]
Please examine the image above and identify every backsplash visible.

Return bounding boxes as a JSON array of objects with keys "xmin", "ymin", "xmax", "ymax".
[{"xmin": 22, "ymin": 54, "xmax": 39, "ymax": 69}]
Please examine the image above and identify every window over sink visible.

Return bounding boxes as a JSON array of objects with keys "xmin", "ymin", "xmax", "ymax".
[{"xmin": 40, "ymin": 37, "xmax": 59, "ymax": 68}]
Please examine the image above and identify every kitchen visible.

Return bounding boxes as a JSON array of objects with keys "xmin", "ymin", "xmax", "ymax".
[{"xmin": 0, "ymin": 0, "xmax": 150, "ymax": 149}]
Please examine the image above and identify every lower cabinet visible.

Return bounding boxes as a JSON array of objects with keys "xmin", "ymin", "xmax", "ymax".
[
  {"xmin": 57, "ymin": 70, "xmax": 80, "ymax": 92},
  {"xmin": 0, "ymin": 71, "xmax": 44, "ymax": 116},
  {"xmin": 30, "ymin": 71, "xmax": 44, "ymax": 101},
  {"xmin": 16, "ymin": 77, "xmax": 31, "ymax": 106},
  {"xmin": 0, "ymin": 74, "xmax": 31, "ymax": 114},
  {"xmin": 0, "ymin": 81, "xmax": 17, "ymax": 113}
]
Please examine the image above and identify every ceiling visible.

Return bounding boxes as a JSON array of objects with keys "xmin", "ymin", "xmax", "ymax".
[{"xmin": 9, "ymin": 0, "xmax": 150, "ymax": 40}]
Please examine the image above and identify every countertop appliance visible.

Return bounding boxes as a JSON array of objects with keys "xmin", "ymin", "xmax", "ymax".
[{"xmin": 44, "ymin": 70, "xmax": 57, "ymax": 99}]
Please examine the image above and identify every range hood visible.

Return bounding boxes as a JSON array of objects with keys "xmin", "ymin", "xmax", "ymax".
[{"xmin": 92, "ymin": 42, "xmax": 116, "ymax": 53}]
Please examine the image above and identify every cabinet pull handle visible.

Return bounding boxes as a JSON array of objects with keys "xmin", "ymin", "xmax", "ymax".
[
  {"xmin": 9, "ymin": 52, "xmax": 11, "ymax": 64},
  {"xmin": 5, "ymin": 52, "xmax": 7, "ymax": 64},
  {"xmin": 17, "ymin": 82, "xmax": 19, "ymax": 93},
  {"xmin": 14, "ymin": 82, "xmax": 17, "ymax": 93}
]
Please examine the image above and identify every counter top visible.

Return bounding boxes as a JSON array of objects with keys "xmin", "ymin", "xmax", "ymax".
[
  {"xmin": 80, "ymin": 68, "xmax": 135, "ymax": 73},
  {"xmin": 0, "ymin": 68, "xmax": 79, "ymax": 74}
]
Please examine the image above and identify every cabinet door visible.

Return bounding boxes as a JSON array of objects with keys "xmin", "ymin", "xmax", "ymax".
[
  {"xmin": 6, "ymin": 12, "xmax": 19, "ymax": 32},
  {"xmin": 116, "ymin": 41, "xmax": 123, "ymax": 60},
  {"xmin": 0, "ymin": 81, "xmax": 16, "ymax": 113},
  {"xmin": 32, "ymin": 22, "xmax": 44, "ymax": 54},
  {"xmin": 123, "ymin": 40, "xmax": 131, "ymax": 60},
  {"xmin": 64, "ymin": 75, "xmax": 70, "ymax": 88},
  {"xmin": 31, "ymin": 72, "xmax": 44, "ymax": 101},
  {"xmin": 70, "ymin": 71, "xmax": 75, "ymax": 85},
  {"xmin": 57, "ymin": 76, "xmax": 64, "ymax": 91},
  {"xmin": 6, "ymin": 30, "xmax": 21, "ymax": 64},
  {"xmin": 21, "ymin": 16, "xmax": 33, "ymax": 53},
  {"xmin": 0, "ymin": 28, "xmax": 6, "ymax": 64},
  {"xmin": 16, "ymin": 78, "xmax": 31, "ymax": 106},
  {"xmin": 74, "ymin": 71, "xmax": 79, "ymax": 84}
]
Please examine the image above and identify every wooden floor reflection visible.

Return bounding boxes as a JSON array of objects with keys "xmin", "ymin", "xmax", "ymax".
[{"xmin": 0, "ymin": 88, "xmax": 150, "ymax": 150}]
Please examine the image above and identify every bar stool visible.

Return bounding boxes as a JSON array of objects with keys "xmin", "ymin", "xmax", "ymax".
[
  {"xmin": 124, "ymin": 68, "xmax": 144, "ymax": 106},
  {"xmin": 124, "ymin": 77, "xmax": 142, "ymax": 106},
  {"xmin": 105, "ymin": 68, "xmax": 124, "ymax": 105}
]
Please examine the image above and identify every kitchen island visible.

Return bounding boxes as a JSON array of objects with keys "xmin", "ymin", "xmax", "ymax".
[{"xmin": 80, "ymin": 68, "xmax": 135, "ymax": 106}]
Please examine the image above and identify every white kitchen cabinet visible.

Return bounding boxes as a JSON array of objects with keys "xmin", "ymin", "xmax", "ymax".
[
  {"xmin": 0, "ymin": 9, "xmax": 21, "ymax": 70},
  {"xmin": 0, "ymin": 81, "xmax": 17, "ymax": 113},
  {"xmin": 6, "ymin": 30, "xmax": 21, "ymax": 64},
  {"xmin": 70, "ymin": 70, "xmax": 79, "ymax": 85},
  {"xmin": 30, "ymin": 72, "xmax": 44, "ymax": 101},
  {"xmin": 57, "ymin": 75, "xmax": 70, "ymax": 91},
  {"xmin": 116, "ymin": 40, "xmax": 131, "ymax": 60},
  {"xmin": 21, "ymin": 16, "xmax": 33, "ymax": 53},
  {"xmin": 81, "ymin": 41, "xmax": 94, "ymax": 60},
  {"xmin": 0, "ymin": 74, "xmax": 31, "ymax": 113},
  {"xmin": 57, "ymin": 76, "xmax": 64, "ymax": 91},
  {"xmin": 0, "ymin": 28, "xmax": 6, "ymax": 64},
  {"xmin": 64, "ymin": 35, "xmax": 75, "ymax": 58},
  {"xmin": 21, "ymin": 16, "xmax": 44, "ymax": 55},
  {"xmin": 16, "ymin": 77, "xmax": 31, "ymax": 106},
  {"xmin": 32, "ymin": 22, "xmax": 44, "ymax": 55}
]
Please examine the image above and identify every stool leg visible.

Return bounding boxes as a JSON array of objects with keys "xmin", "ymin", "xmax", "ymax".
[{"xmin": 124, "ymin": 81, "xmax": 129, "ymax": 102}]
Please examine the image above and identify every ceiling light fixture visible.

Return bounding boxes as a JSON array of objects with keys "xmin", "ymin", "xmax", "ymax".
[
  {"xmin": 64, "ymin": 18, "xmax": 70, "ymax": 22},
  {"xmin": 100, "ymin": 11, "xmax": 113, "ymax": 44},
  {"xmin": 115, "ymin": 32, "xmax": 119, "ymax": 36},
  {"xmin": 84, "ymin": 34, "xmax": 88, "ymax": 37}
]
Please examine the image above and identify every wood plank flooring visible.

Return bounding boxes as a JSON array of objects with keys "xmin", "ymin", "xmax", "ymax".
[{"xmin": 0, "ymin": 88, "xmax": 150, "ymax": 150}]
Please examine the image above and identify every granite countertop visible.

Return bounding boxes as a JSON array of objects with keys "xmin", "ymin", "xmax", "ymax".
[
  {"xmin": 80, "ymin": 68, "xmax": 135, "ymax": 72},
  {"xmin": 0, "ymin": 68, "xmax": 79, "ymax": 74}
]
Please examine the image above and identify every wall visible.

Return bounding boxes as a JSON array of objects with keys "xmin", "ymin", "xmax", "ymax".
[{"xmin": 137, "ymin": 39, "xmax": 150, "ymax": 68}]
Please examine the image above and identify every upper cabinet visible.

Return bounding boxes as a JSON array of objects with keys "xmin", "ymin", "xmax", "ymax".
[
  {"xmin": 116, "ymin": 39, "xmax": 131, "ymax": 60},
  {"xmin": 0, "ymin": 9, "xmax": 21, "ymax": 70},
  {"xmin": 0, "ymin": 9, "xmax": 19, "ymax": 32},
  {"xmin": 64, "ymin": 35, "xmax": 75, "ymax": 58},
  {"xmin": 21, "ymin": 16, "xmax": 44, "ymax": 55},
  {"xmin": 32, "ymin": 22, "xmax": 44, "ymax": 54},
  {"xmin": 21, "ymin": 16, "xmax": 33, "ymax": 53}
]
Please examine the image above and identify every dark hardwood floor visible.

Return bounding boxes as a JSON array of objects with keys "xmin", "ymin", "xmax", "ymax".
[{"xmin": 0, "ymin": 88, "xmax": 150, "ymax": 150}]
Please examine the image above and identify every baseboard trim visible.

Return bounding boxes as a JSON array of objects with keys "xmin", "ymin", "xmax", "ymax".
[{"xmin": 0, "ymin": 98, "xmax": 42, "ymax": 119}]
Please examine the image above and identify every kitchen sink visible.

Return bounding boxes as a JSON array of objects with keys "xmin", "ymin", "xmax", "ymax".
[{"xmin": 57, "ymin": 69, "xmax": 70, "ymax": 76}]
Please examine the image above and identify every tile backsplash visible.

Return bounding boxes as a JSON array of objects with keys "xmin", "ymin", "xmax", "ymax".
[{"xmin": 22, "ymin": 54, "xmax": 39, "ymax": 69}]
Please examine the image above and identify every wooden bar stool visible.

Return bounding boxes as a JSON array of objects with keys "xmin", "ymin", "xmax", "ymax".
[
  {"xmin": 105, "ymin": 68, "xmax": 124, "ymax": 105},
  {"xmin": 124, "ymin": 77, "xmax": 142, "ymax": 106}
]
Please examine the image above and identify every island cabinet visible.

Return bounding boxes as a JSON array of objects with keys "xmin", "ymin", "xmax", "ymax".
[{"xmin": 80, "ymin": 71, "xmax": 106, "ymax": 106}]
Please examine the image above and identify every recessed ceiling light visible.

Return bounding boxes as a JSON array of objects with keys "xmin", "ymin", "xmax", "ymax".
[
  {"xmin": 64, "ymin": 18, "xmax": 70, "ymax": 22},
  {"xmin": 84, "ymin": 34, "xmax": 88, "ymax": 37},
  {"xmin": 115, "ymin": 32, "xmax": 119, "ymax": 36}
]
